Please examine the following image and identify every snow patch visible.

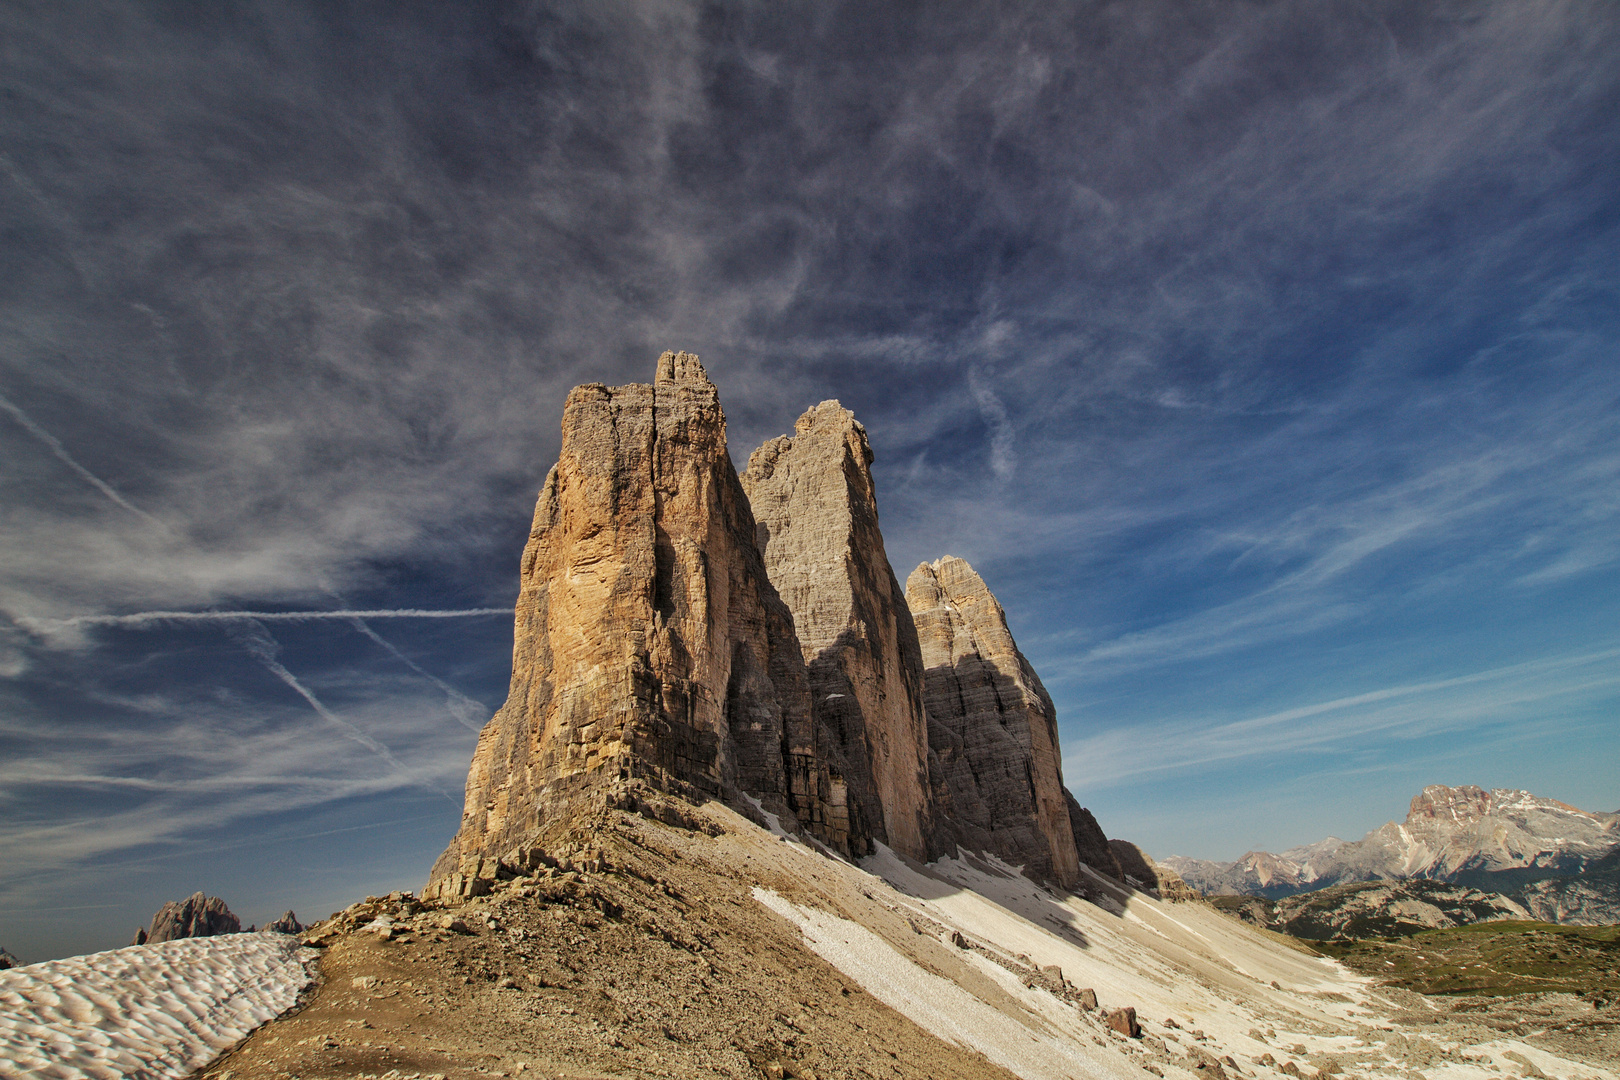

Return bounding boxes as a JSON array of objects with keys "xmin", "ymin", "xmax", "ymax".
[
  {"xmin": 752, "ymin": 887, "xmax": 1135, "ymax": 1080},
  {"xmin": 0, "ymin": 932, "xmax": 315, "ymax": 1080},
  {"xmin": 739, "ymin": 793, "xmax": 793, "ymax": 840}
]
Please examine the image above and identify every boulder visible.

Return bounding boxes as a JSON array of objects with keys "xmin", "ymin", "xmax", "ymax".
[
  {"xmin": 1105, "ymin": 1006, "xmax": 1143, "ymax": 1038},
  {"xmin": 141, "ymin": 892, "xmax": 241, "ymax": 943},
  {"xmin": 742, "ymin": 402, "xmax": 936, "ymax": 860}
]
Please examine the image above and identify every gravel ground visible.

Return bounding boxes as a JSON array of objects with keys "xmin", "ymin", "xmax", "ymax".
[{"xmin": 183, "ymin": 795, "xmax": 1619, "ymax": 1080}]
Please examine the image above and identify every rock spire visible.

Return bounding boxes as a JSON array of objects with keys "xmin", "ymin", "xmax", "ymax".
[
  {"xmin": 742, "ymin": 401, "xmax": 935, "ymax": 860},
  {"xmin": 427, "ymin": 353, "xmax": 849, "ymax": 900},
  {"xmin": 428, "ymin": 355, "xmax": 1125, "ymax": 900},
  {"xmin": 905, "ymin": 556, "xmax": 1084, "ymax": 889},
  {"xmin": 133, "ymin": 892, "xmax": 240, "ymax": 945}
]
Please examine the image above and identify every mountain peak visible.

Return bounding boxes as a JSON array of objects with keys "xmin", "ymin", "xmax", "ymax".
[
  {"xmin": 654, "ymin": 349, "xmax": 711, "ymax": 386},
  {"xmin": 1166, "ymin": 783, "xmax": 1620, "ymax": 920}
]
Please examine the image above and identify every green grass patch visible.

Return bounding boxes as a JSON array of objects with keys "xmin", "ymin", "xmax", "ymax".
[{"xmin": 1312, "ymin": 921, "xmax": 1620, "ymax": 1000}]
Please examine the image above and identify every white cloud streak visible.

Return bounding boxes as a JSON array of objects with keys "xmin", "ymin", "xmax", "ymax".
[
  {"xmin": 345, "ymin": 616, "xmax": 490, "ymax": 733},
  {"xmin": 1062, "ymin": 645, "xmax": 1620, "ymax": 791},
  {"xmin": 228, "ymin": 621, "xmax": 450, "ymax": 801},
  {"xmin": 0, "ymin": 389, "xmax": 164, "ymax": 528},
  {"xmin": 21, "ymin": 608, "xmax": 508, "ymax": 631}
]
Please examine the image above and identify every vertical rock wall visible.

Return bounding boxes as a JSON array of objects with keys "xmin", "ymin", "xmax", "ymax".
[
  {"xmin": 742, "ymin": 401, "xmax": 934, "ymax": 860},
  {"xmin": 1066, "ymin": 790, "xmax": 1125, "ymax": 881},
  {"xmin": 906, "ymin": 557, "xmax": 1083, "ymax": 889},
  {"xmin": 427, "ymin": 353, "xmax": 845, "ymax": 899},
  {"xmin": 428, "ymin": 354, "xmax": 1125, "ymax": 901}
]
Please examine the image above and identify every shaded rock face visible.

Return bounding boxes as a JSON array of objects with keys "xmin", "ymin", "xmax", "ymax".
[
  {"xmin": 1515, "ymin": 847, "xmax": 1620, "ymax": 926},
  {"xmin": 742, "ymin": 401, "xmax": 934, "ymax": 860},
  {"xmin": 906, "ymin": 556, "xmax": 1081, "ymax": 889},
  {"xmin": 265, "ymin": 911, "xmax": 304, "ymax": 934},
  {"xmin": 0, "ymin": 946, "xmax": 16, "ymax": 969},
  {"xmin": 1109, "ymin": 840, "xmax": 1197, "ymax": 900},
  {"xmin": 140, "ymin": 892, "xmax": 241, "ymax": 944},
  {"xmin": 428, "ymin": 353, "xmax": 845, "ymax": 900},
  {"xmin": 1064, "ymin": 791, "xmax": 1124, "ymax": 881}
]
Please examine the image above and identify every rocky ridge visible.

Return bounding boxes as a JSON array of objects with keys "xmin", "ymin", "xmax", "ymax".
[
  {"xmin": 203, "ymin": 797, "xmax": 1620, "ymax": 1080},
  {"xmin": 1518, "ymin": 847, "xmax": 1620, "ymax": 925},
  {"xmin": 132, "ymin": 892, "xmax": 240, "ymax": 946},
  {"xmin": 427, "ymin": 354, "xmax": 1140, "ymax": 903},
  {"xmin": 1211, "ymin": 879, "xmax": 1533, "ymax": 941},
  {"xmin": 1163, "ymin": 785, "xmax": 1620, "ymax": 924}
]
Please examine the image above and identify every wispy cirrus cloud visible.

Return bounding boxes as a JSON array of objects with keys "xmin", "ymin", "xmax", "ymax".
[
  {"xmin": 1062, "ymin": 645, "xmax": 1620, "ymax": 792},
  {"xmin": 2, "ymin": 0, "xmax": 1617, "ymax": 959},
  {"xmin": 0, "ymin": 676, "xmax": 475, "ymax": 882}
]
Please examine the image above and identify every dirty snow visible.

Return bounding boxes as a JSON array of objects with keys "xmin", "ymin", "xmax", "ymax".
[
  {"xmin": 745, "ymin": 836, "xmax": 1617, "ymax": 1080},
  {"xmin": 0, "ymin": 932, "xmax": 315, "ymax": 1080},
  {"xmin": 753, "ymin": 887, "xmax": 1140, "ymax": 1080}
]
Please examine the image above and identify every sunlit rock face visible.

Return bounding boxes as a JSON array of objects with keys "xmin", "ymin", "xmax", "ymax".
[
  {"xmin": 742, "ymin": 401, "xmax": 935, "ymax": 861},
  {"xmin": 1164, "ymin": 785, "xmax": 1620, "ymax": 922},
  {"xmin": 427, "ymin": 353, "xmax": 848, "ymax": 900},
  {"xmin": 427, "ymin": 356, "xmax": 1126, "ymax": 902},
  {"xmin": 905, "ymin": 556, "xmax": 1083, "ymax": 890}
]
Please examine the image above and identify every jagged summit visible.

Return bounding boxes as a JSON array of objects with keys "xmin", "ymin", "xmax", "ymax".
[
  {"xmin": 742, "ymin": 399, "xmax": 935, "ymax": 860},
  {"xmin": 428, "ymin": 355, "xmax": 1124, "ymax": 901},
  {"xmin": 1161, "ymin": 783, "xmax": 1620, "ymax": 922},
  {"xmin": 654, "ymin": 348, "xmax": 710, "ymax": 385}
]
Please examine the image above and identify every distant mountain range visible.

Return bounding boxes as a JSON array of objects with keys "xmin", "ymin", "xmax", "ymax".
[{"xmin": 1162, "ymin": 785, "xmax": 1620, "ymax": 925}]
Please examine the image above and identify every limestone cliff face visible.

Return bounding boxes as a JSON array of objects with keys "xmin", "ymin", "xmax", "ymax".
[
  {"xmin": 427, "ymin": 353, "xmax": 846, "ymax": 899},
  {"xmin": 905, "ymin": 557, "xmax": 1082, "ymax": 889},
  {"xmin": 1110, "ymin": 840, "xmax": 1198, "ymax": 901},
  {"xmin": 1065, "ymin": 790, "xmax": 1125, "ymax": 881},
  {"xmin": 742, "ymin": 401, "xmax": 934, "ymax": 860}
]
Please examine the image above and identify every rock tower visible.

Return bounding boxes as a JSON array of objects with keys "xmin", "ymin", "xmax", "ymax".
[
  {"xmin": 742, "ymin": 401, "xmax": 936, "ymax": 860},
  {"xmin": 906, "ymin": 556, "xmax": 1085, "ymax": 889},
  {"xmin": 429, "ymin": 353, "xmax": 1127, "ymax": 899},
  {"xmin": 427, "ymin": 353, "xmax": 848, "ymax": 899}
]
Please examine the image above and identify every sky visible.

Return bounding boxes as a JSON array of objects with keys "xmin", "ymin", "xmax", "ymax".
[{"xmin": 1, "ymin": 0, "xmax": 1617, "ymax": 962}]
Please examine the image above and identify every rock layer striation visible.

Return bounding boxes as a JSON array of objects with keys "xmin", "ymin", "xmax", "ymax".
[
  {"xmin": 428, "ymin": 353, "xmax": 848, "ymax": 900},
  {"xmin": 905, "ymin": 556, "xmax": 1083, "ymax": 889},
  {"xmin": 742, "ymin": 401, "xmax": 934, "ymax": 860}
]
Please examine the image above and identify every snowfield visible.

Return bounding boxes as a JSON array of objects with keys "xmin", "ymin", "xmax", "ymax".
[{"xmin": 0, "ymin": 932, "xmax": 316, "ymax": 1080}]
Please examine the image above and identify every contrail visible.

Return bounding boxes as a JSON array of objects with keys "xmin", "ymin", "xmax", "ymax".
[
  {"xmin": 0, "ymin": 389, "xmax": 164, "ymax": 528},
  {"xmin": 26, "ymin": 608, "xmax": 508, "ymax": 631},
  {"xmin": 230, "ymin": 621, "xmax": 454, "ymax": 802},
  {"xmin": 346, "ymin": 616, "xmax": 490, "ymax": 732}
]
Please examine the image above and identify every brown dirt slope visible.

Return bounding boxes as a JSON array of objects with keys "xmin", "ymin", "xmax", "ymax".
[
  {"xmin": 195, "ymin": 794, "xmax": 1028, "ymax": 1080},
  {"xmin": 193, "ymin": 795, "xmax": 1620, "ymax": 1080}
]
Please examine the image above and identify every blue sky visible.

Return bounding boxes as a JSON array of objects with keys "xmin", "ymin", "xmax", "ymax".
[{"xmin": 2, "ymin": 0, "xmax": 1617, "ymax": 961}]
